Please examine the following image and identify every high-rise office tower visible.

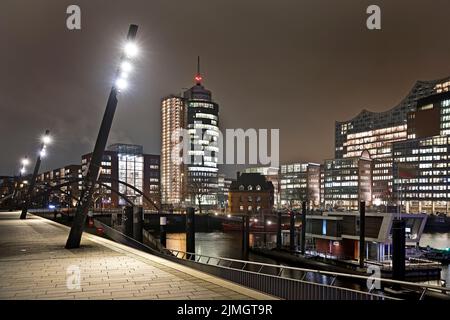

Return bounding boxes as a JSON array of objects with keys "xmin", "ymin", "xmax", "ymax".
[
  {"xmin": 161, "ymin": 96, "xmax": 185, "ymax": 206},
  {"xmin": 161, "ymin": 58, "xmax": 220, "ymax": 209}
]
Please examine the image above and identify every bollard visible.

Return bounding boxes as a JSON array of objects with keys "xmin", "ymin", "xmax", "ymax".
[
  {"xmin": 186, "ymin": 207, "xmax": 195, "ymax": 260},
  {"xmin": 289, "ymin": 211, "xmax": 296, "ymax": 252},
  {"xmin": 276, "ymin": 211, "xmax": 282, "ymax": 250},
  {"xmin": 160, "ymin": 216, "xmax": 167, "ymax": 247},
  {"xmin": 123, "ymin": 206, "xmax": 133, "ymax": 238},
  {"xmin": 392, "ymin": 218, "xmax": 406, "ymax": 282},
  {"xmin": 242, "ymin": 215, "xmax": 250, "ymax": 260},
  {"xmin": 359, "ymin": 201, "xmax": 365, "ymax": 268},
  {"xmin": 301, "ymin": 201, "xmax": 307, "ymax": 255},
  {"xmin": 133, "ymin": 206, "xmax": 143, "ymax": 242}
]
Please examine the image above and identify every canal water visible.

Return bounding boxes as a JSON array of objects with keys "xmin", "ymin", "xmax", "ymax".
[
  {"xmin": 165, "ymin": 231, "xmax": 450, "ymax": 288},
  {"xmin": 419, "ymin": 232, "xmax": 450, "ymax": 286}
]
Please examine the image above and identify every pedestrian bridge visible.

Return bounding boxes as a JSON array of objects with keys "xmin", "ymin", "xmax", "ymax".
[
  {"xmin": 1, "ymin": 211, "xmax": 448, "ymax": 300},
  {"xmin": 0, "ymin": 211, "xmax": 272, "ymax": 300}
]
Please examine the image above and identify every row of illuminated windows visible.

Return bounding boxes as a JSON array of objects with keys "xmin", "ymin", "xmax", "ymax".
[
  {"xmin": 345, "ymin": 133, "xmax": 406, "ymax": 148},
  {"xmin": 420, "ymin": 171, "xmax": 447, "ymax": 176},
  {"xmin": 402, "ymin": 193, "xmax": 448, "ymax": 198},
  {"xmin": 280, "ymin": 184, "xmax": 308, "ymax": 189},
  {"xmin": 374, "ymin": 162, "xmax": 392, "ymax": 168},
  {"xmin": 325, "ymin": 163, "xmax": 359, "ymax": 170},
  {"xmin": 373, "ymin": 175, "xmax": 392, "ymax": 181},
  {"xmin": 401, "ymin": 186, "xmax": 448, "ymax": 191},
  {"xmin": 239, "ymin": 196, "xmax": 262, "ymax": 202},
  {"xmin": 325, "ymin": 182, "xmax": 358, "ymax": 187},
  {"xmin": 238, "ymin": 206, "xmax": 262, "ymax": 212},
  {"xmin": 395, "ymin": 178, "xmax": 449, "ymax": 183},
  {"xmin": 324, "ymin": 194, "xmax": 359, "ymax": 199},
  {"xmin": 419, "ymin": 137, "xmax": 449, "ymax": 146},
  {"xmin": 280, "ymin": 163, "xmax": 309, "ymax": 173},
  {"xmin": 411, "ymin": 163, "xmax": 450, "ymax": 169},
  {"xmin": 346, "ymin": 124, "xmax": 406, "ymax": 140},
  {"xmin": 280, "ymin": 178, "xmax": 307, "ymax": 184},
  {"xmin": 325, "ymin": 175, "xmax": 358, "ymax": 181},
  {"xmin": 189, "ymin": 171, "xmax": 217, "ymax": 177}
]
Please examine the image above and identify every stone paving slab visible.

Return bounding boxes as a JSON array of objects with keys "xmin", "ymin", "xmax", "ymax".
[{"xmin": 0, "ymin": 212, "xmax": 276, "ymax": 300}]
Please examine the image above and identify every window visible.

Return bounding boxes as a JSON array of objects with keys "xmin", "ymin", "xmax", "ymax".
[
  {"xmin": 247, "ymin": 185, "xmax": 253, "ymax": 191},
  {"xmin": 256, "ymin": 185, "xmax": 261, "ymax": 191},
  {"xmin": 239, "ymin": 185, "xmax": 244, "ymax": 191}
]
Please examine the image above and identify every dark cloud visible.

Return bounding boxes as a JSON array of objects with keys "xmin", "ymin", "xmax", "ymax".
[{"xmin": 1, "ymin": 0, "xmax": 450, "ymax": 176}]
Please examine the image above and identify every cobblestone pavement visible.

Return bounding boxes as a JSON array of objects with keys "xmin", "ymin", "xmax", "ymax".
[{"xmin": 0, "ymin": 212, "xmax": 275, "ymax": 300}]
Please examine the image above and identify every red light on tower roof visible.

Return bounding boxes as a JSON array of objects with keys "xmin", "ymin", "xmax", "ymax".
[
  {"xmin": 194, "ymin": 56, "xmax": 202, "ymax": 84},
  {"xmin": 194, "ymin": 74, "xmax": 202, "ymax": 84}
]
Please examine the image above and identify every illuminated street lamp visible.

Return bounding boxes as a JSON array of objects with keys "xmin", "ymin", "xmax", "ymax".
[
  {"xmin": 66, "ymin": 24, "xmax": 139, "ymax": 249},
  {"xmin": 20, "ymin": 129, "xmax": 51, "ymax": 219},
  {"xmin": 19, "ymin": 157, "xmax": 29, "ymax": 175}
]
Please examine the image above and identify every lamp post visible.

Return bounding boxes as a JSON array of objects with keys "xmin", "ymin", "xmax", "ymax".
[
  {"xmin": 10, "ymin": 157, "xmax": 29, "ymax": 211},
  {"xmin": 20, "ymin": 130, "xmax": 51, "ymax": 219},
  {"xmin": 66, "ymin": 24, "xmax": 139, "ymax": 249}
]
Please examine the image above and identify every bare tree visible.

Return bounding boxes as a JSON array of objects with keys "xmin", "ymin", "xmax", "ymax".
[
  {"xmin": 92, "ymin": 185, "xmax": 109, "ymax": 212},
  {"xmin": 187, "ymin": 180, "xmax": 207, "ymax": 214}
]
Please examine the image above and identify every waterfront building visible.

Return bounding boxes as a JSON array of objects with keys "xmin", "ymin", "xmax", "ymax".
[
  {"xmin": 161, "ymin": 95, "xmax": 185, "ymax": 207},
  {"xmin": 183, "ymin": 67, "xmax": 220, "ymax": 210},
  {"xmin": 319, "ymin": 165, "xmax": 325, "ymax": 207},
  {"xmin": 0, "ymin": 177, "xmax": 14, "ymax": 200},
  {"xmin": 305, "ymin": 211, "xmax": 427, "ymax": 262},
  {"xmin": 323, "ymin": 151, "xmax": 372, "ymax": 210},
  {"xmin": 82, "ymin": 144, "xmax": 160, "ymax": 209},
  {"xmin": 217, "ymin": 174, "xmax": 234, "ymax": 211},
  {"xmin": 334, "ymin": 77, "xmax": 450, "ymax": 206},
  {"xmin": 392, "ymin": 91, "xmax": 450, "ymax": 213},
  {"xmin": 243, "ymin": 166, "xmax": 280, "ymax": 208},
  {"xmin": 161, "ymin": 59, "xmax": 220, "ymax": 211},
  {"xmin": 228, "ymin": 172, "xmax": 274, "ymax": 216},
  {"xmin": 279, "ymin": 163, "xmax": 321, "ymax": 210},
  {"xmin": 37, "ymin": 164, "xmax": 82, "ymax": 208}
]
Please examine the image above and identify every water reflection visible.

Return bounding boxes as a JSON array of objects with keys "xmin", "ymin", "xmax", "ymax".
[{"xmin": 166, "ymin": 231, "xmax": 449, "ymax": 289}]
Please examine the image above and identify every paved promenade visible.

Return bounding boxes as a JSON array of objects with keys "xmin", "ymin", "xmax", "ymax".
[{"xmin": 0, "ymin": 211, "xmax": 275, "ymax": 300}]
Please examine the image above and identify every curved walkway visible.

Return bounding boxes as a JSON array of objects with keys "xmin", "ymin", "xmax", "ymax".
[{"xmin": 0, "ymin": 211, "xmax": 276, "ymax": 300}]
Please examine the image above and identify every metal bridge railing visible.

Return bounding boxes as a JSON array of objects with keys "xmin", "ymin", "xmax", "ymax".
[
  {"xmin": 160, "ymin": 248, "xmax": 450, "ymax": 300},
  {"xmin": 87, "ymin": 218, "xmax": 449, "ymax": 300}
]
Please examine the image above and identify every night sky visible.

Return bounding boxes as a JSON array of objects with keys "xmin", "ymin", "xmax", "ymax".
[{"xmin": 1, "ymin": 0, "xmax": 450, "ymax": 177}]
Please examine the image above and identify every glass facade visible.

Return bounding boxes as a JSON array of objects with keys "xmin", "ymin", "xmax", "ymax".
[
  {"xmin": 279, "ymin": 163, "xmax": 320, "ymax": 209},
  {"xmin": 323, "ymin": 151, "xmax": 372, "ymax": 210},
  {"xmin": 118, "ymin": 153, "xmax": 144, "ymax": 206},
  {"xmin": 392, "ymin": 93, "xmax": 450, "ymax": 213},
  {"xmin": 185, "ymin": 96, "xmax": 219, "ymax": 207},
  {"xmin": 334, "ymin": 77, "xmax": 450, "ymax": 206}
]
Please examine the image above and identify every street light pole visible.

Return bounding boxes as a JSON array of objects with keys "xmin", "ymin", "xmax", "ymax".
[
  {"xmin": 20, "ymin": 130, "xmax": 50, "ymax": 219},
  {"xmin": 10, "ymin": 157, "xmax": 29, "ymax": 211},
  {"xmin": 65, "ymin": 24, "xmax": 139, "ymax": 249}
]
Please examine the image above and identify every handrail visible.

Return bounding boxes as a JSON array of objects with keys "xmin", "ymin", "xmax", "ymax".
[{"xmin": 164, "ymin": 248, "xmax": 450, "ymax": 294}]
